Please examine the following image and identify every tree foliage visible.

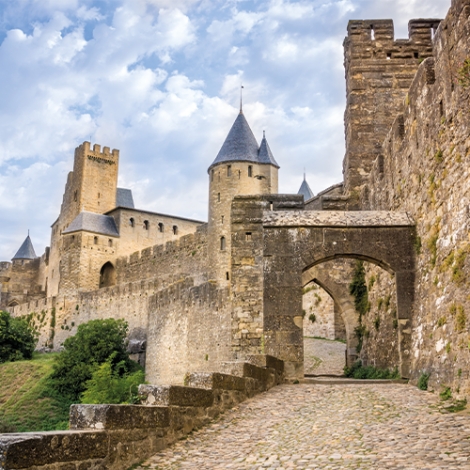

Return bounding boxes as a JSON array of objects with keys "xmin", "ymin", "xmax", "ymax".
[
  {"xmin": 0, "ymin": 310, "xmax": 38, "ymax": 363},
  {"xmin": 48, "ymin": 318, "xmax": 139, "ymax": 402}
]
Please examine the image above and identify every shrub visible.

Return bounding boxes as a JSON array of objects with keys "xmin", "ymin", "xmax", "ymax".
[
  {"xmin": 0, "ymin": 310, "xmax": 38, "ymax": 363},
  {"xmin": 81, "ymin": 359, "xmax": 145, "ymax": 404},
  {"xmin": 308, "ymin": 313, "xmax": 316, "ymax": 323},
  {"xmin": 417, "ymin": 372, "xmax": 430, "ymax": 390},
  {"xmin": 343, "ymin": 361, "xmax": 400, "ymax": 379},
  {"xmin": 48, "ymin": 319, "xmax": 138, "ymax": 402}
]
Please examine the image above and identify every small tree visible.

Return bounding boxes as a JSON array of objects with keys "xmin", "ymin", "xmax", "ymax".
[
  {"xmin": 48, "ymin": 318, "xmax": 139, "ymax": 402},
  {"xmin": 0, "ymin": 310, "xmax": 38, "ymax": 363}
]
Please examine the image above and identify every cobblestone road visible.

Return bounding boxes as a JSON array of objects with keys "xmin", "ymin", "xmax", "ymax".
[{"xmin": 135, "ymin": 383, "xmax": 470, "ymax": 470}]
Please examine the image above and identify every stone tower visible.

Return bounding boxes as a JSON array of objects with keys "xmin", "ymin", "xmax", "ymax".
[
  {"xmin": 208, "ymin": 109, "xmax": 279, "ymax": 284},
  {"xmin": 343, "ymin": 18, "xmax": 440, "ymax": 206}
]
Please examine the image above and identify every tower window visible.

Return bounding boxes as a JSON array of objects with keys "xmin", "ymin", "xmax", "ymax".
[
  {"xmin": 129, "ymin": 218, "xmax": 135, "ymax": 227},
  {"xmin": 173, "ymin": 225, "xmax": 178, "ymax": 235},
  {"xmin": 158, "ymin": 222, "xmax": 164, "ymax": 232},
  {"xmin": 248, "ymin": 166, "xmax": 252, "ymax": 177},
  {"xmin": 143, "ymin": 220, "xmax": 149, "ymax": 230},
  {"xmin": 211, "ymin": 170, "xmax": 214, "ymax": 182},
  {"xmin": 226, "ymin": 272, "xmax": 230, "ymax": 280},
  {"xmin": 387, "ymin": 52, "xmax": 392, "ymax": 60},
  {"xmin": 220, "ymin": 236, "xmax": 226, "ymax": 250},
  {"xmin": 108, "ymin": 239, "xmax": 113, "ymax": 247},
  {"xmin": 217, "ymin": 193, "xmax": 221, "ymax": 202},
  {"xmin": 246, "ymin": 232, "xmax": 252, "ymax": 241},
  {"xmin": 73, "ymin": 190, "xmax": 78, "ymax": 202},
  {"xmin": 94, "ymin": 236, "xmax": 98, "ymax": 245},
  {"xmin": 227, "ymin": 165, "xmax": 232, "ymax": 176},
  {"xmin": 221, "ymin": 215, "xmax": 224, "ymax": 224},
  {"xmin": 98, "ymin": 192, "xmax": 100, "ymax": 198},
  {"xmin": 370, "ymin": 24, "xmax": 375, "ymax": 40}
]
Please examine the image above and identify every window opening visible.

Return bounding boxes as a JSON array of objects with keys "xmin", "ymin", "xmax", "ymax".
[
  {"xmin": 221, "ymin": 215, "xmax": 224, "ymax": 224},
  {"xmin": 94, "ymin": 236, "xmax": 98, "ymax": 245},
  {"xmin": 158, "ymin": 222, "xmax": 164, "ymax": 233},
  {"xmin": 143, "ymin": 220, "xmax": 149, "ymax": 230},
  {"xmin": 220, "ymin": 236, "xmax": 226, "ymax": 250},
  {"xmin": 108, "ymin": 239, "xmax": 113, "ymax": 247},
  {"xmin": 246, "ymin": 232, "xmax": 252, "ymax": 241},
  {"xmin": 248, "ymin": 166, "xmax": 252, "ymax": 177},
  {"xmin": 227, "ymin": 165, "xmax": 232, "ymax": 177},
  {"xmin": 173, "ymin": 225, "xmax": 178, "ymax": 235},
  {"xmin": 226, "ymin": 272, "xmax": 230, "ymax": 280},
  {"xmin": 130, "ymin": 218, "xmax": 135, "ymax": 227},
  {"xmin": 386, "ymin": 52, "xmax": 392, "ymax": 60},
  {"xmin": 218, "ymin": 193, "xmax": 221, "ymax": 202},
  {"xmin": 370, "ymin": 25, "xmax": 375, "ymax": 40}
]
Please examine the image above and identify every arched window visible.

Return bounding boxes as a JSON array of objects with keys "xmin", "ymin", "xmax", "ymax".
[
  {"xmin": 129, "ymin": 218, "xmax": 135, "ymax": 227},
  {"xmin": 94, "ymin": 236, "xmax": 98, "ymax": 245},
  {"xmin": 108, "ymin": 239, "xmax": 113, "ymax": 247},
  {"xmin": 99, "ymin": 262, "xmax": 116, "ymax": 288},
  {"xmin": 143, "ymin": 220, "xmax": 149, "ymax": 230},
  {"xmin": 220, "ymin": 236, "xmax": 226, "ymax": 250},
  {"xmin": 227, "ymin": 165, "xmax": 232, "ymax": 176},
  {"xmin": 173, "ymin": 225, "xmax": 178, "ymax": 235},
  {"xmin": 158, "ymin": 222, "xmax": 164, "ymax": 233},
  {"xmin": 248, "ymin": 165, "xmax": 252, "ymax": 177},
  {"xmin": 8, "ymin": 299, "xmax": 19, "ymax": 307}
]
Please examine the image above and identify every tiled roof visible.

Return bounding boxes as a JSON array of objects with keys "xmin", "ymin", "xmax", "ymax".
[
  {"xmin": 298, "ymin": 178, "xmax": 314, "ymax": 201},
  {"xmin": 63, "ymin": 212, "xmax": 119, "ymax": 237},
  {"xmin": 209, "ymin": 112, "xmax": 280, "ymax": 170},
  {"xmin": 12, "ymin": 235, "xmax": 37, "ymax": 260},
  {"xmin": 116, "ymin": 188, "xmax": 134, "ymax": 208}
]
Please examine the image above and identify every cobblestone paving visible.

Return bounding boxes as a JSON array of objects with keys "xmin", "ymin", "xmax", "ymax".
[
  {"xmin": 303, "ymin": 337, "xmax": 346, "ymax": 376},
  {"xmin": 135, "ymin": 383, "xmax": 470, "ymax": 469}
]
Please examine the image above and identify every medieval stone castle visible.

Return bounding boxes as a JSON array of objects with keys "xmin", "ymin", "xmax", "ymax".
[{"xmin": 1, "ymin": 0, "xmax": 469, "ymax": 396}]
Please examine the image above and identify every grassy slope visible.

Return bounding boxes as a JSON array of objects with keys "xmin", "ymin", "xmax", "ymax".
[{"xmin": 0, "ymin": 353, "xmax": 69, "ymax": 432}]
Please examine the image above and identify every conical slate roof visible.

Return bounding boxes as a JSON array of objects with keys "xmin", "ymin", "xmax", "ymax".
[
  {"xmin": 258, "ymin": 132, "xmax": 279, "ymax": 167},
  {"xmin": 209, "ymin": 112, "xmax": 280, "ymax": 170},
  {"xmin": 298, "ymin": 176, "xmax": 314, "ymax": 201},
  {"xmin": 12, "ymin": 235, "xmax": 37, "ymax": 260}
]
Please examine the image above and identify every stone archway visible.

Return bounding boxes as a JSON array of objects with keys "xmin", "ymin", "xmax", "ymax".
[
  {"xmin": 99, "ymin": 262, "xmax": 116, "ymax": 288},
  {"xmin": 230, "ymin": 195, "xmax": 416, "ymax": 380}
]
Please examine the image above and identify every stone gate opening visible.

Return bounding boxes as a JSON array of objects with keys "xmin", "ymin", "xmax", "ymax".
[{"xmin": 99, "ymin": 261, "xmax": 116, "ymax": 288}]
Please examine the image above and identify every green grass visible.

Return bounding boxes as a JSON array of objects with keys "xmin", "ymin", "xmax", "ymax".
[{"xmin": 0, "ymin": 353, "xmax": 71, "ymax": 432}]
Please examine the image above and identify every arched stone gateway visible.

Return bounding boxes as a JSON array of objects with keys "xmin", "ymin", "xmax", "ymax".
[
  {"xmin": 231, "ymin": 195, "xmax": 416, "ymax": 380},
  {"xmin": 99, "ymin": 261, "xmax": 116, "ymax": 288}
]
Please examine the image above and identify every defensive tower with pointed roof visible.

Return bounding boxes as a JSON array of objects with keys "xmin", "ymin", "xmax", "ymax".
[
  {"xmin": 12, "ymin": 234, "xmax": 37, "ymax": 262},
  {"xmin": 297, "ymin": 174, "xmax": 314, "ymax": 201},
  {"xmin": 208, "ymin": 108, "xmax": 279, "ymax": 284}
]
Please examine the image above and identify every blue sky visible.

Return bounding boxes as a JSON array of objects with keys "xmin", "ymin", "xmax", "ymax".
[{"xmin": 0, "ymin": 0, "xmax": 450, "ymax": 260}]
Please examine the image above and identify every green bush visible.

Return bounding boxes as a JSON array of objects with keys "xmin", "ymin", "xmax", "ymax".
[
  {"xmin": 48, "ymin": 319, "xmax": 139, "ymax": 402},
  {"xmin": 0, "ymin": 310, "xmax": 38, "ymax": 363},
  {"xmin": 343, "ymin": 360, "xmax": 400, "ymax": 379},
  {"xmin": 81, "ymin": 359, "xmax": 145, "ymax": 404},
  {"xmin": 417, "ymin": 372, "xmax": 430, "ymax": 390}
]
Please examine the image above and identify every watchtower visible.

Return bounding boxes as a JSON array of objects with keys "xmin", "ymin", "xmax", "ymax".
[
  {"xmin": 207, "ymin": 108, "xmax": 279, "ymax": 284},
  {"xmin": 343, "ymin": 18, "xmax": 440, "ymax": 203}
]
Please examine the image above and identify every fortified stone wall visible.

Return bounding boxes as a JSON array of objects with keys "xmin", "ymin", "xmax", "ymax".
[
  {"xmin": 343, "ymin": 16, "xmax": 439, "ymax": 202},
  {"xmin": 362, "ymin": 0, "xmax": 470, "ymax": 393}
]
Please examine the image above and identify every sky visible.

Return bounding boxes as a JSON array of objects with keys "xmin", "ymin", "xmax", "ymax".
[{"xmin": 0, "ymin": 0, "xmax": 450, "ymax": 260}]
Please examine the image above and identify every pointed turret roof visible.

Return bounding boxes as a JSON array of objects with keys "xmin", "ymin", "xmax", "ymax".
[
  {"xmin": 258, "ymin": 131, "xmax": 279, "ymax": 167},
  {"xmin": 298, "ymin": 175, "xmax": 314, "ymax": 201},
  {"xmin": 12, "ymin": 235, "xmax": 37, "ymax": 260},
  {"xmin": 209, "ymin": 111, "xmax": 280, "ymax": 171}
]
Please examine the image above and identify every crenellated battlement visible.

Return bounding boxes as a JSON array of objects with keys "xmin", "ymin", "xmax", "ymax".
[{"xmin": 77, "ymin": 141, "xmax": 119, "ymax": 161}]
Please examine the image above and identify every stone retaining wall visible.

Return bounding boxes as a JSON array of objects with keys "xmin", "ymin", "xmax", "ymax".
[{"xmin": 0, "ymin": 356, "xmax": 284, "ymax": 470}]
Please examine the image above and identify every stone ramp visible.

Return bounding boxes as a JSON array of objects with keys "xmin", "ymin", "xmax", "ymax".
[
  {"xmin": 134, "ymin": 383, "xmax": 470, "ymax": 469},
  {"xmin": 303, "ymin": 337, "xmax": 346, "ymax": 376}
]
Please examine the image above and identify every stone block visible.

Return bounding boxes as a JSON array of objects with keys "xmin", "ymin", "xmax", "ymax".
[
  {"xmin": 0, "ymin": 431, "xmax": 107, "ymax": 469},
  {"xmin": 138, "ymin": 385, "xmax": 214, "ymax": 407},
  {"xmin": 70, "ymin": 404, "xmax": 170, "ymax": 430},
  {"xmin": 186, "ymin": 372, "xmax": 246, "ymax": 391}
]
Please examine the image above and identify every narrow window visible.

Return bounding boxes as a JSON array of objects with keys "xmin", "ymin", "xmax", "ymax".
[
  {"xmin": 221, "ymin": 215, "xmax": 224, "ymax": 224},
  {"xmin": 248, "ymin": 165, "xmax": 252, "ymax": 177},
  {"xmin": 73, "ymin": 190, "xmax": 78, "ymax": 202},
  {"xmin": 108, "ymin": 239, "xmax": 113, "ymax": 247},
  {"xmin": 98, "ymin": 192, "xmax": 100, "ymax": 198},
  {"xmin": 211, "ymin": 170, "xmax": 214, "ymax": 182},
  {"xmin": 158, "ymin": 222, "xmax": 164, "ymax": 233},
  {"xmin": 94, "ymin": 236, "xmax": 98, "ymax": 245},
  {"xmin": 129, "ymin": 217, "xmax": 135, "ymax": 227},
  {"xmin": 439, "ymin": 100, "xmax": 444, "ymax": 117},
  {"xmin": 217, "ymin": 193, "xmax": 221, "ymax": 202},
  {"xmin": 72, "ymin": 235, "xmax": 75, "ymax": 241},
  {"xmin": 220, "ymin": 236, "xmax": 226, "ymax": 250},
  {"xmin": 246, "ymin": 232, "xmax": 252, "ymax": 241},
  {"xmin": 387, "ymin": 52, "xmax": 392, "ymax": 60},
  {"xmin": 269, "ymin": 201, "xmax": 274, "ymax": 211},
  {"xmin": 218, "ymin": 172, "xmax": 220, "ymax": 181},
  {"xmin": 143, "ymin": 220, "xmax": 149, "ymax": 230},
  {"xmin": 226, "ymin": 272, "xmax": 230, "ymax": 280},
  {"xmin": 173, "ymin": 225, "xmax": 178, "ymax": 235},
  {"xmin": 227, "ymin": 165, "xmax": 232, "ymax": 177},
  {"xmin": 370, "ymin": 25, "xmax": 375, "ymax": 40},
  {"xmin": 414, "ymin": 52, "xmax": 419, "ymax": 59}
]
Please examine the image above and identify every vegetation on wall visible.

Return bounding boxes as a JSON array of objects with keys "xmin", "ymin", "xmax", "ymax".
[{"xmin": 349, "ymin": 260, "xmax": 369, "ymax": 352}]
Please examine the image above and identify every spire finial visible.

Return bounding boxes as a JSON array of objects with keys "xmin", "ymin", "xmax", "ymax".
[
  {"xmin": 240, "ymin": 85, "xmax": 244, "ymax": 114},
  {"xmin": 304, "ymin": 168, "xmax": 306, "ymax": 181},
  {"xmin": 263, "ymin": 130, "xmax": 265, "ymax": 138},
  {"xmin": 28, "ymin": 229, "xmax": 30, "ymax": 237}
]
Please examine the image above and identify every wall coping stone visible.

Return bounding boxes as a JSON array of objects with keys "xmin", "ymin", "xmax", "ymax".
[{"xmin": 138, "ymin": 385, "xmax": 214, "ymax": 407}]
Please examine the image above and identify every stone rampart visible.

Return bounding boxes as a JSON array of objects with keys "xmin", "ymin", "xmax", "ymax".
[{"xmin": 363, "ymin": 0, "xmax": 470, "ymax": 393}]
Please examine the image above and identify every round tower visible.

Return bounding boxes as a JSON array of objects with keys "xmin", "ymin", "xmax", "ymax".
[{"xmin": 208, "ymin": 108, "xmax": 279, "ymax": 284}]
